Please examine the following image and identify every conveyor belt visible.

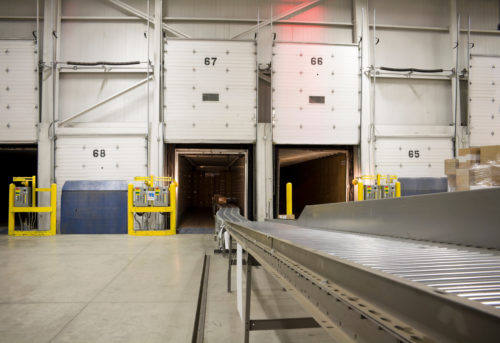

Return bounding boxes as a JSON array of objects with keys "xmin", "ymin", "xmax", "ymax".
[{"xmin": 217, "ymin": 196, "xmax": 500, "ymax": 343}]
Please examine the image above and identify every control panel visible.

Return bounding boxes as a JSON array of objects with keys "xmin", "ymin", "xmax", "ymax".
[
  {"xmin": 354, "ymin": 174, "xmax": 400, "ymax": 201},
  {"xmin": 133, "ymin": 187, "xmax": 148, "ymax": 207},
  {"xmin": 133, "ymin": 186, "xmax": 169, "ymax": 207},
  {"xmin": 153, "ymin": 187, "xmax": 169, "ymax": 207},
  {"xmin": 14, "ymin": 187, "xmax": 32, "ymax": 207}
]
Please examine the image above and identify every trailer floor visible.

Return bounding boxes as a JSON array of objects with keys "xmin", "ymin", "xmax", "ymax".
[
  {"xmin": 0, "ymin": 234, "xmax": 330, "ymax": 343},
  {"xmin": 178, "ymin": 208, "xmax": 215, "ymax": 234}
]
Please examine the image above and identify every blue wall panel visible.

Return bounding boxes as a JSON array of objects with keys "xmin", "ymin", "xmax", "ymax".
[{"xmin": 399, "ymin": 177, "xmax": 448, "ymax": 197}]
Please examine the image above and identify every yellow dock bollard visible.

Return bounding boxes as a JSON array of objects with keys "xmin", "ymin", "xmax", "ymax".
[
  {"xmin": 8, "ymin": 183, "xmax": 15, "ymax": 236},
  {"xmin": 396, "ymin": 181, "xmax": 401, "ymax": 198},
  {"xmin": 358, "ymin": 181, "xmax": 364, "ymax": 201},
  {"xmin": 286, "ymin": 182, "xmax": 293, "ymax": 216},
  {"xmin": 169, "ymin": 181, "xmax": 177, "ymax": 234}
]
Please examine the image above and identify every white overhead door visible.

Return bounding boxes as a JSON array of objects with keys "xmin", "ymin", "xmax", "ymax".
[
  {"xmin": 55, "ymin": 136, "xmax": 147, "ymax": 185},
  {"xmin": 272, "ymin": 42, "xmax": 360, "ymax": 144},
  {"xmin": 0, "ymin": 40, "xmax": 38, "ymax": 143},
  {"xmin": 164, "ymin": 40, "xmax": 257, "ymax": 143},
  {"xmin": 54, "ymin": 135, "xmax": 147, "ymax": 223},
  {"xmin": 375, "ymin": 137, "xmax": 453, "ymax": 178},
  {"xmin": 469, "ymin": 55, "xmax": 500, "ymax": 146}
]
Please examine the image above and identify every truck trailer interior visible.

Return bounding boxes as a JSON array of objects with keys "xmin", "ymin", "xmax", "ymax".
[
  {"xmin": 0, "ymin": 145, "xmax": 37, "ymax": 233},
  {"xmin": 276, "ymin": 147, "xmax": 351, "ymax": 217},
  {"xmin": 170, "ymin": 147, "xmax": 249, "ymax": 233}
]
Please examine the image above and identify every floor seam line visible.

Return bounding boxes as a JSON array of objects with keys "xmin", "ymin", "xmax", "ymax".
[{"xmin": 45, "ymin": 239, "xmax": 155, "ymax": 343}]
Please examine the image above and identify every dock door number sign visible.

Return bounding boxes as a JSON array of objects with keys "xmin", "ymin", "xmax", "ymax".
[
  {"xmin": 92, "ymin": 149, "xmax": 106, "ymax": 158},
  {"xmin": 408, "ymin": 150, "xmax": 420, "ymax": 158}
]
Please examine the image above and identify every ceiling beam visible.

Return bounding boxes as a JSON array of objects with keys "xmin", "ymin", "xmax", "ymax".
[
  {"xmin": 106, "ymin": 0, "xmax": 191, "ymax": 38},
  {"xmin": 231, "ymin": 0, "xmax": 324, "ymax": 40}
]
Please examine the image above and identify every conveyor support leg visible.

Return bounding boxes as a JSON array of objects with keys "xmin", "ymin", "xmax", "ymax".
[
  {"xmin": 244, "ymin": 254, "xmax": 254, "ymax": 343},
  {"xmin": 242, "ymin": 253, "xmax": 319, "ymax": 342},
  {"xmin": 227, "ymin": 235, "xmax": 232, "ymax": 293}
]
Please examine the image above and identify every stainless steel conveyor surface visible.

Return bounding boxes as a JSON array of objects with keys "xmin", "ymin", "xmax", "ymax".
[
  {"xmin": 218, "ymin": 206, "xmax": 500, "ymax": 312},
  {"xmin": 217, "ymin": 191, "xmax": 500, "ymax": 342}
]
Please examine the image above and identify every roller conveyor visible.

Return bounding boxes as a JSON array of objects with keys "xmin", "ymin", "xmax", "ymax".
[
  {"xmin": 232, "ymin": 220, "xmax": 500, "ymax": 309},
  {"xmin": 217, "ymin": 188, "xmax": 500, "ymax": 343}
]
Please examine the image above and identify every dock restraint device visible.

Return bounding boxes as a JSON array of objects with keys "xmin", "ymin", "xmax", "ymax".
[
  {"xmin": 128, "ymin": 175, "xmax": 177, "ymax": 236},
  {"xmin": 8, "ymin": 176, "xmax": 57, "ymax": 236}
]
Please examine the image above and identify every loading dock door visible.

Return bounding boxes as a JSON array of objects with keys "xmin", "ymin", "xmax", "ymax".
[
  {"xmin": 272, "ymin": 42, "xmax": 360, "ymax": 144},
  {"xmin": 175, "ymin": 149, "xmax": 248, "ymax": 231},
  {"xmin": 164, "ymin": 40, "xmax": 257, "ymax": 143},
  {"xmin": 0, "ymin": 40, "xmax": 38, "ymax": 143}
]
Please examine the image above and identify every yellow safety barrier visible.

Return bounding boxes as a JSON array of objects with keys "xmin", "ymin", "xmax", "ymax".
[
  {"xmin": 128, "ymin": 176, "xmax": 177, "ymax": 236},
  {"xmin": 357, "ymin": 181, "xmax": 364, "ymax": 201},
  {"xmin": 286, "ymin": 182, "xmax": 293, "ymax": 216},
  {"xmin": 8, "ymin": 176, "xmax": 57, "ymax": 236},
  {"xmin": 352, "ymin": 174, "xmax": 401, "ymax": 201}
]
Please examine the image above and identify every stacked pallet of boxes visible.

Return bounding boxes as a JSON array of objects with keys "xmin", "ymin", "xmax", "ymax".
[{"xmin": 445, "ymin": 146, "xmax": 500, "ymax": 191}]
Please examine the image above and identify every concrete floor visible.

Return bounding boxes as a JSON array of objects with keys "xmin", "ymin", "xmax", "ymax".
[{"xmin": 0, "ymin": 234, "xmax": 331, "ymax": 343}]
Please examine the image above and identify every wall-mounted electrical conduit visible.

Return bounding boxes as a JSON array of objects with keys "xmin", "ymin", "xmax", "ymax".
[
  {"xmin": 379, "ymin": 67, "xmax": 444, "ymax": 73},
  {"xmin": 65, "ymin": 61, "xmax": 141, "ymax": 66},
  {"xmin": 365, "ymin": 66, "xmax": 454, "ymax": 81}
]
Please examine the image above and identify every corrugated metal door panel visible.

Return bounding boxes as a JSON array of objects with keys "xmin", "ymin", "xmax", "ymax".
[
  {"xmin": 375, "ymin": 138, "xmax": 453, "ymax": 178},
  {"xmin": 469, "ymin": 55, "xmax": 500, "ymax": 146},
  {"xmin": 164, "ymin": 40, "xmax": 256, "ymax": 143},
  {"xmin": 272, "ymin": 42, "xmax": 360, "ymax": 145},
  {"xmin": 55, "ymin": 136, "xmax": 147, "ymax": 224},
  {"xmin": 55, "ymin": 136, "xmax": 147, "ymax": 184},
  {"xmin": 0, "ymin": 40, "xmax": 38, "ymax": 143}
]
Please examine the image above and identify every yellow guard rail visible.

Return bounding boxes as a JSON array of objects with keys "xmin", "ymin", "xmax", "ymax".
[
  {"xmin": 8, "ymin": 176, "xmax": 57, "ymax": 236},
  {"xmin": 128, "ymin": 176, "xmax": 177, "ymax": 236}
]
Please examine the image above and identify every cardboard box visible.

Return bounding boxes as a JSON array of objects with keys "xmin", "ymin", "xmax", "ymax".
[
  {"xmin": 458, "ymin": 161, "xmax": 477, "ymax": 168},
  {"xmin": 480, "ymin": 145, "xmax": 500, "ymax": 163},
  {"xmin": 444, "ymin": 159, "xmax": 458, "ymax": 175},
  {"xmin": 456, "ymin": 168, "xmax": 470, "ymax": 191},
  {"xmin": 458, "ymin": 147, "xmax": 480, "ymax": 167}
]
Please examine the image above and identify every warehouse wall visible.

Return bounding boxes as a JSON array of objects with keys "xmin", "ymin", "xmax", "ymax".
[
  {"xmin": 0, "ymin": 0, "xmax": 42, "ymax": 40},
  {"xmin": 59, "ymin": 0, "xmax": 150, "ymax": 125},
  {"xmin": 2, "ymin": 0, "xmax": 500, "ymax": 222}
]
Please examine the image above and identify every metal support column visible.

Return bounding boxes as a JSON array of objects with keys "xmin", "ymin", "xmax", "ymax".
[
  {"xmin": 39, "ymin": 0, "xmax": 61, "ymax": 229},
  {"xmin": 150, "ymin": 0, "xmax": 163, "ymax": 177},
  {"xmin": 353, "ymin": 0, "xmax": 372, "ymax": 175},
  {"xmin": 255, "ymin": 123, "xmax": 273, "ymax": 220},
  {"xmin": 450, "ymin": 0, "xmax": 463, "ymax": 154}
]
